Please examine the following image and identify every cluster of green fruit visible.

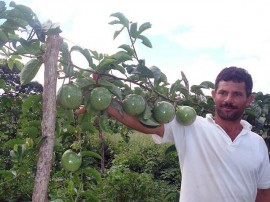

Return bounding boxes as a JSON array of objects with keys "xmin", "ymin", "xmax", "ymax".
[
  {"xmin": 57, "ymin": 83, "xmax": 197, "ymax": 172},
  {"xmin": 57, "ymin": 83, "xmax": 197, "ymax": 127},
  {"xmin": 122, "ymin": 94, "xmax": 196, "ymax": 126},
  {"xmin": 56, "ymin": 83, "xmax": 111, "ymax": 112}
]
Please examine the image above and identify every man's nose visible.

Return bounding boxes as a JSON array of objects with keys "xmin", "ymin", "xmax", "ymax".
[{"xmin": 224, "ymin": 94, "xmax": 233, "ymax": 102}]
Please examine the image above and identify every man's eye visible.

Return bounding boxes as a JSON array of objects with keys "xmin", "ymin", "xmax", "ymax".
[
  {"xmin": 234, "ymin": 92, "xmax": 242, "ymax": 97},
  {"xmin": 219, "ymin": 91, "xmax": 226, "ymax": 95}
]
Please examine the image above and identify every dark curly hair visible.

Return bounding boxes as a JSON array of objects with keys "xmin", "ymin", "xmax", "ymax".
[{"xmin": 215, "ymin": 66, "xmax": 253, "ymax": 97}]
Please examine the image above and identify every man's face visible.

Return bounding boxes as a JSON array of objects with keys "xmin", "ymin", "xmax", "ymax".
[{"xmin": 211, "ymin": 81, "xmax": 253, "ymax": 121}]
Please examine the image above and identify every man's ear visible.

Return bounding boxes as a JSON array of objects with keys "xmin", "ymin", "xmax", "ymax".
[
  {"xmin": 211, "ymin": 90, "xmax": 216, "ymax": 99},
  {"xmin": 246, "ymin": 94, "xmax": 254, "ymax": 107}
]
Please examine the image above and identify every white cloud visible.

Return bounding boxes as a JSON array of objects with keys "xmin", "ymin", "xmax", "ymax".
[{"xmin": 10, "ymin": 0, "xmax": 270, "ymax": 93}]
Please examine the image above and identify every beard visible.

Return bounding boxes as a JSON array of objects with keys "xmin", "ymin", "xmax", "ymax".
[{"xmin": 216, "ymin": 102, "xmax": 244, "ymax": 121}]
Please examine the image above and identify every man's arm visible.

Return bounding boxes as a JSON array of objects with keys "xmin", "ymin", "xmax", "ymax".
[
  {"xmin": 106, "ymin": 106, "xmax": 164, "ymax": 137},
  {"xmin": 76, "ymin": 106, "xmax": 165, "ymax": 137},
  {"xmin": 256, "ymin": 189, "xmax": 270, "ymax": 202}
]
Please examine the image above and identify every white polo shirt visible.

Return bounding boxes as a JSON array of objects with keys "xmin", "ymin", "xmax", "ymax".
[{"xmin": 152, "ymin": 114, "xmax": 270, "ymax": 202}]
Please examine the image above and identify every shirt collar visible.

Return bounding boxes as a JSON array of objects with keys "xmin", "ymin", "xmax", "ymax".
[{"xmin": 205, "ymin": 113, "xmax": 252, "ymax": 131}]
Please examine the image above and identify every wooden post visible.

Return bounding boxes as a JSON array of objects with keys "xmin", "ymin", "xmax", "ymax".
[{"xmin": 32, "ymin": 35, "xmax": 62, "ymax": 202}]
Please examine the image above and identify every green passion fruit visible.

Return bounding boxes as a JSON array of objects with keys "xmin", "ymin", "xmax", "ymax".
[
  {"xmin": 89, "ymin": 87, "xmax": 112, "ymax": 111},
  {"xmin": 122, "ymin": 94, "xmax": 146, "ymax": 116},
  {"xmin": 176, "ymin": 106, "xmax": 196, "ymax": 126},
  {"xmin": 61, "ymin": 149, "xmax": 82, "ymax": 172},
  {"xmin": 153, "ymin": 101, "xmax": 175, "ymax": 123},
  {"xmin": 57, "ymin": 83, "xmax": 83, "ymax": 109}
]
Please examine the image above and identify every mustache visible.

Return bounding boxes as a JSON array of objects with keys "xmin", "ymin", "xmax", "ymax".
[{"xmin": 220, "ymin": 102, "xmax": 238, "ymax": 109}]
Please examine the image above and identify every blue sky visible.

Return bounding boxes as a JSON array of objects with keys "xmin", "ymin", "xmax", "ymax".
[{"xmin": 7, "ymin": 0, "xmax": 270, "ymax": 94}]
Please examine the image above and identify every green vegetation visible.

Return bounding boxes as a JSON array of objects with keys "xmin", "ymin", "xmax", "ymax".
[{"xmin": 96, "ymin": 132, "xmax": 181, "ymax": 202}]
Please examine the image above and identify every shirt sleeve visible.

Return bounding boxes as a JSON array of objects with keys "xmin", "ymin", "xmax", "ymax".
[
  {"xmin": 152, "ymin": 117, "xmax": 187, "ymax": 144},
  {"xmin": 152, "ymin": 120, "xmax": 175, "ymax": 144},
  {"xmin": 257, "ymin": 139, "xmax": 270, "ymax": 189}
]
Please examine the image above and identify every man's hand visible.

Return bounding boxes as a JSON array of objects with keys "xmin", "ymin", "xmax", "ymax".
[{"xmin": 256, "ymin": 188, "xmax": 270, "ymax": 202}]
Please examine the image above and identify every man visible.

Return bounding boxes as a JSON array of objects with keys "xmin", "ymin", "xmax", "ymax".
[{"xmin": 105, "ymin": 66, "xmax": 270, "ymax": 202}]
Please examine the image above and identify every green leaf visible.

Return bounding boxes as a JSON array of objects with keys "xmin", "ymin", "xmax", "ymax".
[
  {"xmin": 59, "ymin": 42, "xmax": 73, "ymax": 76},
  {"xmin": 138, "ymin": 115, "xmax": 161, "ymax": 128},
  {"xmin": 108, "ymin": 20, "xmax": 121, "ymax": 25},
  {"xmin": 98, "ymin": 58, "xmax": 117, "ymax": 69},
  {"xmin": 165, "ymin": 191, "xmax": 180, "ymax": 201},
  {"xmin": 81, "ymin": 151, "xmax": 102, "ymax": 160},
  {"xmin": 77, "ymin": 113, "xmax": 97, "ymax": 133},
  {"xmin": 82, "ymin": 167, "xmax": 102, "ymax": 183},
  {"xmin": 8, "ymin": 33, "xmax": 20, "ymax": 40},
  {"xmin": 21, "ymin": 126, "xmax": 39, "ymax": 138},
  {"xmin": 200, "ymin": 81, "xmax": 215, "ymax": 89},
  {"xmin": 191, "ymin": 85, "xmax": 204, "ymax": 95},
  {"xmin": 165, "ymin": 144, "xmax": 177, "ymax": 156},
  {"xmin": 80, "ymin": 190, "xmax": 99, "ymax": 201},
  {"xmin": 0, "ymin": 170, "xmax": 15, "ymax": 179},
  {"xmin": 13, "ymin": 4, "xmax": 34, "ymax": 22},
  {"xmin": 3, "ymin": 138, "xmax": 24, "ymax": 149},
  {"xmin": 113, "ymin": 27, "xmax": 124, "ymax": 40},
  {"xmin": 111, "ymin": 64, "xmax": 126, "ymax": 74},
  {"xmin": 110, "ymin": 99, "xmax": 124, "ymax": 117},
  {"xmin": 118, "ymin": 44, "xmax": 134, "ymax": 56},
  {"xmin": 0, "ymin": 78, "xmax": 5, "ymax": 88},
  {"xmin": 68, "ymin": 180, "xmax": 75, "ymax": 195},
  {"xmin": 142, "ymin": 103, "xmax": 152, "ymax": 120},
  {"xmin": 98, "ymin": 78, "xmax": 122, "ymax": 101},
  {"xmin": 90, "ymin": 50, "xmax": 99, "ymax": 59},
  {"xmin": 84, "ymin": 94, "xmax": 99, "ymax": 116},
  {"xmin": 7, "ymin": 58, "xmax": 14, "ymax": 70},
  {"xmin": 110, "ymin": 12, "xmax": 129, "ymax": 27},
  {"xmin": 14, "ymin": 59, "xmax": 24, "ymax": 70},
  {"xmin": 14, "ymin": 39, "xmax": 43, "ymax": 55},
  {"xmin": 75, "ymin": 77, "xmax": 96, "ymax": 89},
  {"xmin": 111, "ymin": 51, "xmax": 132, "ymax": 64},
  {"xmin": 137, "ymin": 35, "xmax": 152, "ymax": 48},
  {"xmin": 0, "ymin": 28, "xmax": 8, "ymax": 40},
  {"xmin": 97, "ymin": 55, "xmax": 127, "ymax": 74},
  {"xmin": 0, "ymin": 1, "xmax": 6, "ymax": 11},
  {"xmin": 135, "ymin": 61, "xmax": 154, "ymax": 78},
  {"xmin": 70, "ymin": 45, "xmax": 93, "ymax": 68},
  {"xmin": 170, "ymin": 80, "xmax": 190, "ymax": 98},
  {"xmin": 130, "ymin": 22, "xmax": 138, "ymax": 38},
  {"xmin": 22, "ymin": 94, "xmax": 42, "ymax": 114},
  {"xmin": 20, "ymin": 58, "xmax": 43, "ymax": 85},
  {"xmin": 138, "ymin": 22, "xmax": 152, "ymax": 35},
  {"xmin": 149, "ymin": 66, "xmax": 162, "ymax": 80},
  {"xmin": 155, "ymin": 72, "xmax": 168, "ymax": 85},
  {"xmin": 245, "ymin": 108, "xmax": 257, "ymax": 118}
]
